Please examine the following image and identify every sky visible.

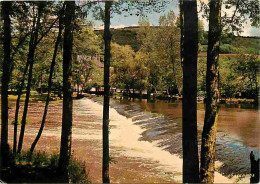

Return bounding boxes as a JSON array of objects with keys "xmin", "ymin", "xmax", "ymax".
[{"xmin": 90, "ymin": 1, "xmax": 259, "ymax": 37}]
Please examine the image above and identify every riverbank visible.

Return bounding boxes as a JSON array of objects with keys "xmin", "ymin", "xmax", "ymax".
[
  {"xmin": 1, "ymin": 97, "xmax": 252, "ymax": 183},
  {"xmin": 87, "ymin": 91, "xmax": 258, "ymax": 105}
]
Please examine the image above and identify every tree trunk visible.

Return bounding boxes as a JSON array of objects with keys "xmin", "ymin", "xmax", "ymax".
[
  {"xmin": 182, "ymin": 0, "xmax": 199, "ymax": 182},
  {"xmin": 1, "ymin": 1, "xmax": 12, "ymax": 165},
  {"xmin": 17, "ymin": 3, "xmax": 44, "ymax": 153},
  {"xmin": 179, "ymin": 0, "xmax": 184, "ymax": 66},
  {"xmin": 77, "ymin": 83, "xmax": 80, "ymax": 97},
  {"xmin": 250, "ymin": 151, "xmax": 260, "ymax": 183},
  {"xmin": 200, "ymin": 0, "xmax": 222, "ymax": 183},
  {"xmin": 13, "ymin": 49, "xmax": 31, "ymax": 154},
  {"xmin": 30, "ymin": 8, "xmax": 64, "ymax": 153},
  {"xmin": 39, "ymin": 72, "xmax": 43, "ymax": 95},
  {"xmin": 58, "ymin": 1, "xmax": 75, "ymax": 182},
  {"xmin": 102, "ymin": 1, "xmax": 112, "ymax": 183},
  {"xmin": 13, "ymin": 16, "xmax": 38, "ymax": 153}
]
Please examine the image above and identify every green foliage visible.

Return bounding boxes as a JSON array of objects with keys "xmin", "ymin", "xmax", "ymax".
[
  {"xmin": 69, "ymin": 158, "xmax": 90, "ymax": 183},
  {"xmin": 137, "ymin": 11, "xmax": 181, "ymax": 94},
  {"xmin": 72, "ymin": 25, "xmax": 102, "ymax": 92},
  {"xmin": 220, "ymin": 44, "xmax": 233, "ymax": 53},
  {"xmin": 110, "ymin": 11, "xmax": 182, "ymax": 95},
  {"xmin": 95, "ymin": 27, "xmax": 142, "ymax": 52},
  {"xmin": 219, "ymin": 54, "xmax": 259, "ymax": 99},
  {"xmin": 11, "ymin": 151, "xmax": 90, "ymax": 183},
  {"xmin": 111, "ymin": 43, "xmax": 148, "ymax": 90}
]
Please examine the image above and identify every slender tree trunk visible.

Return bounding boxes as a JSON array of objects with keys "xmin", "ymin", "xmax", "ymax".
[
  {"xmin": 182, "ymin": 0, "xmax": 199, "ymax": 182},
  {"xmin": 39, "ymin": 72, "xmax": 43, "ymax": 95},
  {"xmin": 179, "ymin": 0, "xmax": 184, "ymax": 66},
  {"xmin": 30, "ymin": 9, "xmax": 63, "ymax": 153},
  {"xmin": 200, "ymin": 0, "xmax": 222, "ymax": 183},
  {"xmin": 13, "ymin": 49, "xmax": 31, "ymax": 153},
  {"xmin": 1, "ymin": 1, "xmax": 12, "ymax": 166},
  {"xmin": 12, "ymin": 32, "xmax": 34, "ymax": 154},
  {"xmin": 103, "ymin": 1, "xmax": 112, "ymax": 183},
  {"xmin": 58, "ymin": 1, "xmax": 75, "ymax": 181},
  {"xmin": 17, "ymin": 3, "xmax": 44, "ymax": 153},
  {"xmin": 14, "ymin": 8, "xmax": 39, "ymax": 153}
]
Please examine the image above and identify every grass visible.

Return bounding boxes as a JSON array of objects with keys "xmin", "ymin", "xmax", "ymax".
[
  {"xmin": 1, "ymin": 150, "xmax": 90, "ymax": 183},
  {"xmin": 8, "ymin": 91, "xmax": 63, "ymax": 104}
]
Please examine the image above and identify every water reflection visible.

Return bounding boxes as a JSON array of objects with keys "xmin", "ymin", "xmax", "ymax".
[
  {"xmin": 116, "ymin": 97, "xmax": 259, "ymax": 149},
  {"xmin": 108, "ymin": 96, "xmax": 259, "ymax": 177}
]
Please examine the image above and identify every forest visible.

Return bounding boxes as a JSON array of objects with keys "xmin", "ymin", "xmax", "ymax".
[{"xmin": 0, "ymin": 0, "xmax": 259, "ymax": 183}]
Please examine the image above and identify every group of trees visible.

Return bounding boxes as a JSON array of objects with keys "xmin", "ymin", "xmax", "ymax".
[
  {"xmin": 111, "ymin": 11, "xmax": 181, "ymax": 96},
  {"xmin": 0, "ymin": 0, "xmax": 258, "ymax": 183}
]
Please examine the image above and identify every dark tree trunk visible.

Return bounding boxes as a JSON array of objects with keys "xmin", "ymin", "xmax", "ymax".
[
  {"xmin": 58, "ymin": 1, "xmax": 75, "ymax": 182},
  {"xmin": 17, "ymin": 3, "xmax": 44, "ymax": 153},
  {"xmin": 102, "ymin": 1, "xmax": 112, "ymax": 183},
  {"xmin": 179, "ymin": 0, "xmax": 184, "ymax": 66},
  {"xmin": 250, "ymin": 151, "xmax": 260, "ymax": 183},
  {"xmin": 30, "ymin": 8, "xmax": 64, "ymax": 153},
  {"xmin": 13, "ymin": 49, "xmax": 31, "ymax": 154},
  {"xmin": 12, "ymin": 27, "xmax": 36, "ymax": 154},
  {"xmin": 39, "ymin": 72, "xmax": 43, "ymax": 95},
  {"xmin": 1, "ymin": 1, "xmax": 12, "ymax": 165},
  {"xmin": 200, "ymin": 0, "xmax": 222, "ymax": 183},
  {"xmin": 182, "ymin": 0, "xmax": 199, "ymax": 182}
]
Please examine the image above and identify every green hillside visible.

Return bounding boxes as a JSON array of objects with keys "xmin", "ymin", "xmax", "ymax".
[
  {"xmin": 95, "ymin": 27, "xmax": 142, "ymax": 52},
  {"xmin": 95, "ymin": 26, "xmax": 259, "ymax": 54}
]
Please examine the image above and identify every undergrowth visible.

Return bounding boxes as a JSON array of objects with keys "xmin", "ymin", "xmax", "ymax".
[{"xmin": 1, "ymin": 150, "xmax": 90, "ymax": 183}]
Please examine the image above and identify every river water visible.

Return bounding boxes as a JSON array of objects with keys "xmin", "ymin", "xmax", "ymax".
[
  {"xmin": 91, "ymin": 96, "xmax": 259, "ymax": 180},
  {"xmin": 5, "ymin": 97, "xmax": 259, "ymax": 183}
]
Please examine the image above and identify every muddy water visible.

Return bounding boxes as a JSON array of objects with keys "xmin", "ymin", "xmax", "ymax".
[
  {"xmin": 3, "ymin": 97, "xmax": 258, "ymax": 183},
  {"xmin": 104, "ymin": 96, "xmax": 259, "ymax": 179}
]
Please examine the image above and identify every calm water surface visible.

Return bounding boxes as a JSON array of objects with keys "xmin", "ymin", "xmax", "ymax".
[{"xmin": 104, "ymin": 97, "xmax": 259, "ymax": 177}]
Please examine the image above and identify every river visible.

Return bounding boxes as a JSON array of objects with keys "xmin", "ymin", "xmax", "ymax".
[
  {"xmin": 92, "ymin": 96, "xmax": 259, "ymax": 181},
  {"xmin": 5, "ymin": 97, "xmax": 259, "ymax": 183}
]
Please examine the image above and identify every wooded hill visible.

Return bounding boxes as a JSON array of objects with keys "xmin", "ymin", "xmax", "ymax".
[{"xmin": 95, "ymin": 26, "xmax": 260, "ymax": 54}]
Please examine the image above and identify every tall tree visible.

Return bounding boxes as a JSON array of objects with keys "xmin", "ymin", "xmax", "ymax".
[
  {"xmin": 200, "ymin": 0, "xmax": 222, "ymax": 182},
  {"xmin": 181, "ymin": 0, "xmax": 199, "ymax": 182},
  {"xmin": 17, "ymin": 3, "xmax": 45, "ymax": 153},
  {"xmin": 179, "ymin": 0, "xmax": 184, "ymax": 66},
  {"xmin": 102, "ymin": 1, "xmax": 112, "ymax": 183},
  {"xmin": 30, "ymin": 5, "xmax": 64, "ymax": 153},
  {"xmin": 1, "ymin": 1, "xmax": 12, "ymax": 164},
  {"xmin": 58, "ymin": 1, "xmax": 75, "ymax": 181}
]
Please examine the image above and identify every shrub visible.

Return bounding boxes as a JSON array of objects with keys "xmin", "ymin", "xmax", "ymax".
[{"xmin": 3, "ymin": 151, "xmax": 90, "ymax": 183}]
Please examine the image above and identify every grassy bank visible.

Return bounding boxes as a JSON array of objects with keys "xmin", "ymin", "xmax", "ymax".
[{"xmin": 7, "ymin": 91, "xmax": 63, "ymax": 103}]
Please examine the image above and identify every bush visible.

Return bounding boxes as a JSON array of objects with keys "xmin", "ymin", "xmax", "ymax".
[
  {"xmin": 220, "ymin": 44, "xmax": 233, "ymax": 53},
  {"xmin": 2, "ymin": 151, "xmax": 90, "ymax": 183},
  {"xmin": 69, "ymin": 158, "xmax": 90, "ymax": 183}
]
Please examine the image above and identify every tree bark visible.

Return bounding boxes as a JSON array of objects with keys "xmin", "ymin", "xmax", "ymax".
[
  {"xmin": 182, "ymin": 0, "xmax": 199, "ymax": 182},
  {"xmin": 1, "ymin": 1, "xmax": 12, "ymax": 165},
  {"xmin": 13, "ymin": 48, "xmax": 31, "ymax": 154},
  {"xmin": 13, "ymin": 9, "xmax": 38, "ymax": 153},
  {"xmin": 250, "ymin": 151, "xmax": 260, "ymax": 183},
  {"xmin": 179, "ymin": 0, "xmax": 184, "ymax": 66},
  {"xmin": 58, "ymin": 1, "xmax": 75, "ymax": 182},
  {"xmin": 200, "ymin": 0, "xmax": 222, "ymax": 183},
  {"xmin": 30, "ymin": 7, "xmax": 64, "ymax": 153},
  {"xmin": 17, "ymin": 3, "xmax": 44, "ymax": 153},
  {"xmin": 103, "ymin": 1, "xmax": 112, "ymax": 183}
]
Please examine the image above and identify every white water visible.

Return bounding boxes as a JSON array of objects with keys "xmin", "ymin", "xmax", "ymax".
[{"xmin": 75, "ymin": 98, "xmax": 250, "ymax": 183}]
